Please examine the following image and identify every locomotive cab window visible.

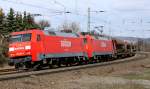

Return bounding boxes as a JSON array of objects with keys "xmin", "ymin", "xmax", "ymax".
[
  {"xmin": 22, "ymin": 33, "xmax": 31, "ymax": 42},
  {"xmin": 9, "ymin": 33, "xmax": 31, "ymax": 43},
  {"xmin": 37, "ymin": 35, "xmax": 41, "ymax": 41}
]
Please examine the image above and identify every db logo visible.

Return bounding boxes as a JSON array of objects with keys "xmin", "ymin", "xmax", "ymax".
[
  {"xmin": 101, "ymin": 42, "xmax": 107, "ymax": 47},
  {"xmin": 61, "ymin": 40, "xmax": 71, "ymax": 47}
]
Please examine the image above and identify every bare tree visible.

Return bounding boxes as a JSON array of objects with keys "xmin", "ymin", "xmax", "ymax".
[
  {"xmin": 62, "ymin": 22, "xmax": 69, "ymax": 30},
  {"xmin": 38, "ymin": 20, "xmax": 51, "ymax": 30},
  {"xmin": 59, "ymin": 22, "xmax": 80, "ymax": 33},
  {"xmin": 70, "ymin": 22, "xmax": 80, "ymax": 33}
]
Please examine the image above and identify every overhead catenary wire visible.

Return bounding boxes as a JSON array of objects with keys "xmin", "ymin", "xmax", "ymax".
[
  {"xmin": 1, "ymin": 0, "xmax": 71, "ymax": 21},
  {"xmin": 2, "ymin": 0, "xmax": 63, "ymax": 13},
  {"xmin": 1, "ymin": 0, "xmax": 109, "ymax": 24}
]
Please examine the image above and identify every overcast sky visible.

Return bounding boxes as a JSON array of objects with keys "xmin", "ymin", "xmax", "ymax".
[{"xmin": 0, "ymin": 0, "xmax": 150, "ymax": 38}]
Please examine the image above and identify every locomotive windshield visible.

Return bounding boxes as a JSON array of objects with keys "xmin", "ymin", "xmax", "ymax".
[{"xmin": 10, "ymin": 33, "xmax": 31, "ymax": 43}]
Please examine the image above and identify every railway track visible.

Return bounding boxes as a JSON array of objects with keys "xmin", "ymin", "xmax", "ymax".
[
  {"xmin": 0, "ymin": 68, "xmax": 17, "ymax": 75},
  {"xmin": 0, "ymin": 52, "xmax": 148, "ymax": 81}
]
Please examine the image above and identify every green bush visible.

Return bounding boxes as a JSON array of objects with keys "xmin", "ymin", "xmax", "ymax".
[{"xmin": 0, "ymin": 40, "xmax": 8, "ymax": 67}]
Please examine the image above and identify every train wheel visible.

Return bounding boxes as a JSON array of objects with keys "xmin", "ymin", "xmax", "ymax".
[
  {"xmin": 48, "ymin": 59, "xmax": 54, "ymax": 69},
  {"xmin": 77, "ymin": 58, "xmax": 82, "ymax": 65},
  {"xmin": 89, "ymin": 57, "xmax": 93, "ymax": 64},
  {"xmin": 73, "ymin": 57, "xmax": 78, "ymax": 65},
  {"xmin": 69, "ymin": 58, "xmax": 73, "ymax": 66},
  {"xmin": 15, "ymin": 63, "xmax": 20, "ymax": 70},
  {"xmin": 33, "ymin": 64, "xmax": 43, "ymax": 70},
  {"xmin": 49, "ymin": 64, "xmax": 53, "ymax": 69},
  {"xmin": 24, "ymin": 61, "xmax": 32, "ymax": 69},
  {"xmin": 8, "ymin": 60, "xmax": 14, "ymax": 66},
  {"xmin": 33, "ymin": 61, "xmax": 43, "ymax": 71},
  {"xmin": 65, "ymin": 58, "xmax": 69, "ymax": 67},
  {"xmin": 57, "ymin": 60, "xmax": 61, "ymax": 67},
  {"xmin": 15, "ymin": 63, "xmax": 25, "ymax": 71}
]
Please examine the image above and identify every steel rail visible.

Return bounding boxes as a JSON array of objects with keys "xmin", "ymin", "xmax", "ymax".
[{"xmin": 0, "ymin": 52, "xmax": 148, "ymax": 81}]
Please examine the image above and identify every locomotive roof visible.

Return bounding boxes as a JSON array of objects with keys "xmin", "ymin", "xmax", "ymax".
[
  {"xmin": 44, "ymin": 30, "xmax": 79, "ymax": 38},
  {"xmin": 10, "ymin": 29, "xmax": 42, "ymax": 35},
  {"xmin": 10, "ymin": 29, "xmax": 79, "ymax": 38},
  {"xmin": 80, "ymin": 32, "xmax": 111, "ymax": 40}
]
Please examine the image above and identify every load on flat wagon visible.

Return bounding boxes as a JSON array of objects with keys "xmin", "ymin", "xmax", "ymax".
[
  {"xmin": 8, "ymin": 29, "xmax": 136, "ymax": 69},
  {"xmin": 112, "ymin": 38, "xmax": 136, "ymax": 58}
]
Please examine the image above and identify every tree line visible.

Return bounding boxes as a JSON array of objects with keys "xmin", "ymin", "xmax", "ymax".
[
  {"xmin": 0, "ymin": 8, "xmax": 81, "ymax": 36},
  {"xmin": 0, "ymin": 8, "xmax": 41, "ymax": 37}
]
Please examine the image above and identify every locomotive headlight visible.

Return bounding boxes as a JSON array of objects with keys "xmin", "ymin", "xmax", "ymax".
[
  {"xmin": 25, "ymin": 46, "xmax": 31, "ymax": 50},
  {"xmin": 9, "ymin": 47, "xmax": 14, "ymax": 52}
]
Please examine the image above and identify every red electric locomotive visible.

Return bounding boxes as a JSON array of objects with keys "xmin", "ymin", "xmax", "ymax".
[
  {"xmin": 8, "ymin": 29, "xmax": 87, "ymax": 69},
  {"xmin": 81, "ymin": 33, "xmax": 115, "ymax": 61}
]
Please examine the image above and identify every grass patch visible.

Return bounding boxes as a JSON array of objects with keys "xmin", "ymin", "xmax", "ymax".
[
  {"xmin": 90, "ymin": 82, "xmax": 146, "ymax": 89},
  {"xmin": 0, "ymin": 43, "xmax": 8, "ymax": 67},
  {"xmin": 121, "ymin": 70, "xmax": 150, "ymax": 80}
]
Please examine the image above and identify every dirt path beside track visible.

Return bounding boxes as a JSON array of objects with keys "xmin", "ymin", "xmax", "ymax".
[{"xmin": 0, "ymin": 53, "xmax": 150, "ymax": 89}]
